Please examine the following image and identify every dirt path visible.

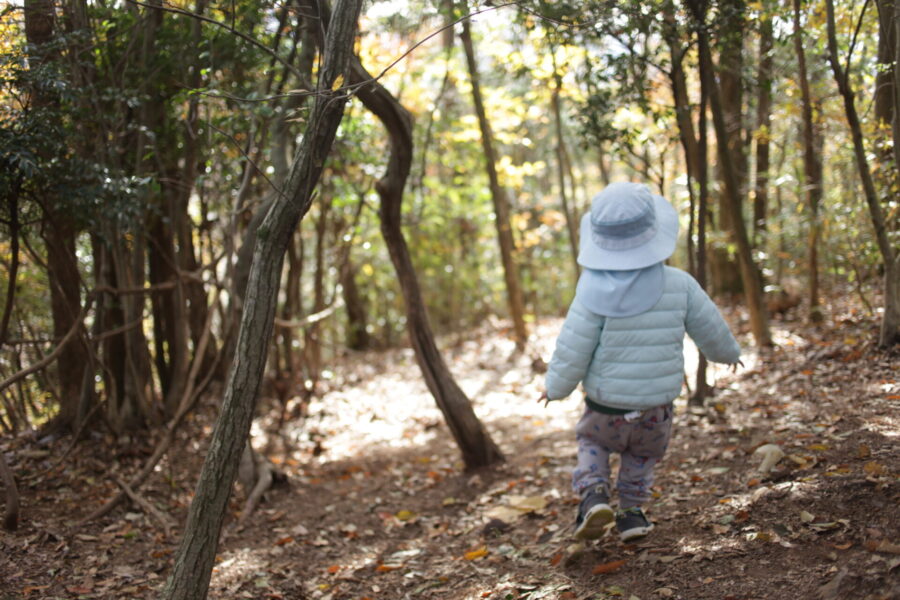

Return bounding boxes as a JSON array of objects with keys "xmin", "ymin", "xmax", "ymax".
[{"xmin": 1, "ymin": 315, "xmax": 898, "ymax": 600}]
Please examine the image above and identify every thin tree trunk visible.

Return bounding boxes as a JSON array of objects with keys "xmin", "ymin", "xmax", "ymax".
[
  {"xmin": 754, "ymin": 11, "xmax": 773, "ymax": 244},
  {"xmin": 693, "ymin": 68, "xmax": 712, "ymax": 405},
  {"xmin": 549, "ymin": 49, "xmax": 579, "ymax": 282},
  {"xmin": 793, "ymin": 0, "xmax": 824, "ymax": 324},
  {"xmin": 25, "ymin": 0, "xmax": 89, "ymax": 436},
  {"xmin": 346, "ymin": 56, "xmax": 504, "ymax": 470},
  {"xmin": 690, "ymin": 0, "xmax": 773, "ymax": 348},
  {"xmin": 826, "ymin": 0, "xmax": 900, "ymax": 346},
  {"xmin": 709, "ymin": 0, "xmax": 746, "ymax": 296},
  {"xmin": 459, "ymin": 16, "xmax": 528, "ymax": 348},
  {"xmin": 160, "ymin": 3, "xmax": 362, "ymax": 597},
  {"xmin": 0, "ymin": 451, "xmax": 18, "ymax": 531}
]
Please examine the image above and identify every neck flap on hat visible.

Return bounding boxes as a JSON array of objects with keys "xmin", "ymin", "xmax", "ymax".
[{"xmin": 574, "ymin": 262, "xmax": 665, "ymax": 317}]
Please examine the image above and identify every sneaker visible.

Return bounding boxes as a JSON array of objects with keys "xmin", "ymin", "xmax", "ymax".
[
  {"xmin": 615, "ymin": 507, "xmax": 654, "ymax": 542},
  {"xmin": 574, "ymin": 485, "xmax": 614, "ymax": 540}
]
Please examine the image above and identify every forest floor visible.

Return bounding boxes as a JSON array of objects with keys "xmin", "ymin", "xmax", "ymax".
[{"xmin": 1, "ymin": 302, "xmax": 899, "ymax": 600}]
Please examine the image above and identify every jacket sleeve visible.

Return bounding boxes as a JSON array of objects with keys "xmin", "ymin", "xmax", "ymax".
[
  {"xmin": 545, "ymin": 300, "xmax": 605, "ymax": 400},
  {"xmin": 684, "ymin": 275, "xmax": 741, "ymax": 364}
]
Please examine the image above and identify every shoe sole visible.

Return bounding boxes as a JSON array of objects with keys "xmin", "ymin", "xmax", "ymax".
[
  {"xmin": 619, "ymin": 522, "xmax": 654, "ymax": 542},
  {"xmin": 574, "ymin": 503, "xmax": 614, "ymax": 540}
]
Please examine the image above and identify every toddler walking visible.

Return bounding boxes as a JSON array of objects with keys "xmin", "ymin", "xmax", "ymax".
[{"xmin": 541, "ymin": 182, "xmax": 741, "ymax": 542}]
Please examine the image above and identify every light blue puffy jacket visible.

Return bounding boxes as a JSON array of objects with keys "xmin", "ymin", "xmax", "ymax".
[{"xmin": 545, "ymin": 266, "xmax": 741, "ymax": 410}]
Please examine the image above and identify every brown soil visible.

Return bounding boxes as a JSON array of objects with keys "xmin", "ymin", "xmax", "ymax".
[{"xmin": 1, "ymin": 311, "xmax": 898, "ymax": 600}]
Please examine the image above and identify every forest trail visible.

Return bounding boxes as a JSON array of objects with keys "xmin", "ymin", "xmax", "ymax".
[{"xmin": 1, "ymin": 310, "xmax": 898, "ymax": 600}]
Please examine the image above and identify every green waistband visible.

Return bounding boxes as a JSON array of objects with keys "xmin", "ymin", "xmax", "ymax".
[{"xmin": 585, "ymin": 398, "xmax": 633, "ymax": 415}]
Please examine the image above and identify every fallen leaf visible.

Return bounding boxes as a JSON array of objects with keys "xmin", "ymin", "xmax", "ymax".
[
  {"xmin": 863, "ymin": 461, "xmax": 886, "ymax": 476},
  {"xmin": 550, "ymin": 552, "xmax": 564, "ymax": 566},
  {"xmin": 485, "ymin": 506, "xmax": 524, "ymax": 522},
  {"xmin": 818, "ymin": 567, "xmax": 848, "ymax": 600},
  {"xmin": 800, "ymin": 511, "xmax": 815, "ymax": 523},
  {"xmin": 808, "ymin": 444, "xmax": 830, "ymax": 451},
  {"xmin": 275, "ymin": 536, "xmax": 294, "ymax": 546},
  {"xmin": 654, "ymin": 588, "xmax": 675, "ymax": 598},
  {"xmin": 464, "ymin": 547, "xmax": 489, "ymax": 560},
  {"xmin": 592, "ymin": 559, "xmax": 627, "ymax": 574},
  {"xmin": 869, "ymin": 540, "xmax": 900, "ymax": 555},
  {"xmin": 396, "ymin": 509, "xmax": 416, "ymax": 521},
  {"xmin": 376, "ymin": 564, "xmax": 401, "ymax": 572},
  {"xmin": 326, "ymin": 565, "xmax": 341, "ymax": 574},
  {"xmin": 856, "ymin": 444, "xmax": 871, "ymax": 459},
  {"xmin": 830, "ymin": 542, "xmax": 853, "ymax": 550},
  {"xmin": 508, "ymin": 495, "xmax": 547, "ymax": 512},
  {"xmin": 66, "ymin": 586, "xmax": 94, "ymax": 594}
]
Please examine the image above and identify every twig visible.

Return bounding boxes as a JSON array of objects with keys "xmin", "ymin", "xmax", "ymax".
[
  {"xmin": 113, "ymin": 476, "xmax": 174, "ymax": 537},
  {"xmin": 273, "ymin": 297, "xmax": 344, "ymax": 329}
]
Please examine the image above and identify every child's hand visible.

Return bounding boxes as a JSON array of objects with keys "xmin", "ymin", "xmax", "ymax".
[{"xmin": 537, "ymin": 391, "xmax": 550, "ymax": 407}]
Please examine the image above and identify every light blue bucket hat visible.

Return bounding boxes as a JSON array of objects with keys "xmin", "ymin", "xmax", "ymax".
[{"xmin": 577, "ymin": 182, "xmax": 679, "ymax": 270}]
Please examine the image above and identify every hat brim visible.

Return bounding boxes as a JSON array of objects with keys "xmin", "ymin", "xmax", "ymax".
[{"xmin": 576, "ymin": 194, "xmax": 679, "ymax": 270}]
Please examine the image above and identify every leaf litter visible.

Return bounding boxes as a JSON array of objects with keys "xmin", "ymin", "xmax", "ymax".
[{"xmin": 0, "ymin": 310, "xmax": 898, "ymax": 599}]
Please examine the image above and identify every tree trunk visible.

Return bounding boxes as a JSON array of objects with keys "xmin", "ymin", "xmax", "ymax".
[
  {"xmin": 691, "ymin": 0, "xmax": 773, "ymax": 348},
  {"xmin": 25, "ymin": 0, "xmax": 89, "ymax": 436},
  {"xmin": 709, "ymin": 0, "xmax": 747, "ymax": 296},
  {"xmin": 341, "ymin": 258, "xmax": 370, "ymax": 351},
  {"xmin": 459, "ymin": 17, "xmax": 528, "ymax": 348},
  {"xmin": 754, "ymin": 11, "xmax": 773, "ymax": 244},
  {"xmin": 346, "ymin": 58, "xmax": 504, "ymax": 470},
  {"xmin": 793, "ymin": 0, "xmax": 825, "ymax": 324},
  {"xmin": 693, "ymin": 64, "xmax": 712, "ymax": 405},
  {"xmin": 826, "ymin": 0, "xmax": 900, "ymax": 346},
  {"xmin": 160, "ymin": 2, "xmax": 362, "ymax": 597},
  {"xmin": 279, "ymin": 0, "xmax": 504, "ymax": 468},
  {"xmin": 549, "ymin": 49, "xmax": 579, "ymax": 282},
  {"xmin": 876, "ymin": 0, "xmax": 896, "ymax": 127}
]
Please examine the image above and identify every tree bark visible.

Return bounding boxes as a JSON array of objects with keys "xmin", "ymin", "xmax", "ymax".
[
  {"xmin": 160, "ymin": 2, "xmax": 362, "ymax": 597},
  {"xmin": 690, "ymin": 0, "xmax": 773, "ymax": 348},
  {"xmin": 754, "ymin": 11, "xmax": 773, "ymax": 244},
  {"xmin": 344, "ymin": 50, "xmax": 504, "ymax": 470},
  {"xmin": 459, "ymin": 16, "xmax": 528, "ymax": 348},
  {"xmin": 793, "ymin": 0, "xmax": 825, "ymax": 324},
  {"xmin": 826, "ymin": 0, "xmax": 900, "ymax": 346},
  {"xmin": 25, "ymin": 0, "xmax": 89, "ymax": 435},
  {"xmin": 549, "ymin": 49, "xmax": 580, "ymax": 282},
  {"xmin": 709, "ymin": 0, "xmax": 746, "ymax": 296}
]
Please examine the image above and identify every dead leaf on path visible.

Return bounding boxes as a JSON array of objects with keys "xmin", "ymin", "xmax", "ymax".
[
  {"xmin": 866, "ymin": 539, "xmax": 900, "ymax": 554},
  {"xmin": 800, "ymin": 511, "xmax": 815, "ymax": 523},
  {"xmin": 808, "ymin": 444, "xmax": 830, "ymax": 452},
  {"xmin": 654, "ymin": 587, "xmax": 675, "ymax": 597},
  {"xmin": 507, "ymin": 495, "xmax": 548, "ymax": 512},
  {"xmin": 863, "ymin": 461, "xmax": 886, "ymax": 476},
  {"xmin": 829, "ymin": 541, "xmax": 853, "ymax": 550},
  {"xmin": 485, "ymin": 506, "xmax": 523, "ymax": 522},
  {"xmin": 592, "ymin": 559, "xmax": 627, "ymax": 574},
  {"xmin": 275, "ymin": 536, "xmax": 294, "ymax": 546},
  {"xmin": 396, "ymin": 509, "xmax": 416, "ymax": 521},
  {"xmin": 817, "ymin": 567, "xmax": 848, "ymax": 600},
  {"xmin": 375, "ymin": 564, "xmax": 401, "ymax": 572},
  {"xmin": 464, "ymin": 547, "xmax": 489, "ymax": 560},
  {"xmin": 856, "ymin": 444, "xmax": 871, "ymax": 459},
  {"xmin": 549, "ymin": 552, "xmax": 564, "ymax": 566}
]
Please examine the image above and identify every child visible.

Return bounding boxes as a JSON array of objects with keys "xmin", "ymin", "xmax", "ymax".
[{"xmin": 540, "ymin": 182, "xmax": 741, "ymax": 542}]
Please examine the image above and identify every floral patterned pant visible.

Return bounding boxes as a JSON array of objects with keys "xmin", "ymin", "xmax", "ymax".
[{"xmin": 572, "ymin": 402, "xmax": 674, "ymax": 508}]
